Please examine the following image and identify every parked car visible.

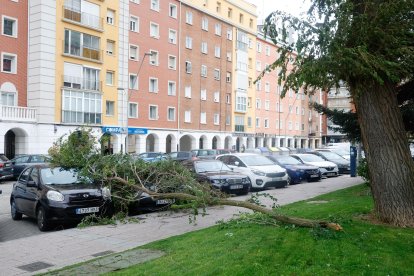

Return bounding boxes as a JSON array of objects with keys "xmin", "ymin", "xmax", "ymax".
[
  {"xmin": 182, "ymin": 159, "xmax": 251, "ymax": 195},
  {"xmin": 135, "ymin": 152, "xmax": 165, "ymax": 162},
  {"xmin": 266, "ymin": 155, "xmax": 321, "ymax": 184},
  {"xmin": 290, "ymin": 154, "xmax": 339, "ymax": 177},
  {"xmin": 0, "ymin": 154, "xmax": 13, "ymax": 181},
  {"xmin": 244, "ymin": 147, "xmax": 271, "ymax": 156},
  {"xmin": 10, "ymin": 154, "xmax": 49, "ymax": 178},
  {"xmin": 191, "ymin": 149, "xmax": 218, "ymax": 160},
  {"xmin": 10, "ymin": 164, "xmax": 112, "ymax": 231},
  {"xmin": 309, "ymin": 151, "xmax": 350, "ymax": 174},
  {"xmin": 128, "ymin": 187, "xmax": 175, "ymax": 214},
  {"xmin": 316, "ymin": 147, "xmax": 351, "ymax": 160},
  {"xmin": 216, "ymin": 153, "xmax": 288, "ymax": 189},
  {"xmin": 166, "ymin": 151, "xmax": 197, "ymax": 162}
]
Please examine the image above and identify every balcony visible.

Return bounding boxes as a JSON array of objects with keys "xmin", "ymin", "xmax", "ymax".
[
  {"xmin": 63, "ymin": 41, "xmax": 103, "ymax": 63},
  {"xmin": 235, "ymin": 125, "xmax": 245, "ymax": 132},
  {"xmin": 63, "ymin": 6, "xmax": 103, "ymax": 31},
  {"xmin": 1, "ymin": 105, "xmax": 37, "ymax": 122},
  {"xmin": 62, "ymin": 75, "xmax": 102, "ymax": 92}
]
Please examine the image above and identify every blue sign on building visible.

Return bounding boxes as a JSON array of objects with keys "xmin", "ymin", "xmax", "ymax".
[{"xmin": 102, "ymin": 126, "xmax": 148, "ymax": 135}]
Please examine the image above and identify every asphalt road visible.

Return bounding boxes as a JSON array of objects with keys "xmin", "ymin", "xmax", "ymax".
[{"xmin": 0, "ymin": 175, "xmax": 362, "ymax": 243}]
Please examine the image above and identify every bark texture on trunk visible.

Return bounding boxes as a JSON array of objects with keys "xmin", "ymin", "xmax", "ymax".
[{"xmin": 353, "ymin": 83, "xmax": 414, "ymax": 227}]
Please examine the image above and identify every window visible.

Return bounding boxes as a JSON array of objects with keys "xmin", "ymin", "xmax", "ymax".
[
  {"xmin": 215, "ymin": 23, "xmax": 221, "ymax": 36},
  {"xmin": 295, "ymin": 122, "xmax": 300, "ymax": 130},
  {"xmin": 62, "ymin": 90, "xmax": 102, "ymax": 124},
  {"xmin": 130, "ymin": 16, "xmax": 139, "ymax": 32},
  {"xmin": 167, "ymin": 107, "xmax": 175, "ymax": 121},
  {"xmin": 248, "ymin": 77, "xmax": 252, "ymax": 88},
  {"xmin": 226, "ymin": 94, "xmax": 231, "ymax": 104},
  {"xmin": 256, "ymin": 99, "xmax": 261, "ymax": 109},
  {"xmin": 264, "ymin": 118, "xmax": 269, "ymax": 128},
  {"xmin": 186, "ymin": 11, "xmax": 193, "ymax": 24},
  {"xmin": 276, "ymin": 120, "xmax": 279, "ymax": 129},
  {"xmin": 200, "ymin": 112, "xmax": 207, "ymax": 124},
  {"xmin": 2, "ymin": 16, "xmax": 17, "ymax": 37},
  {"xmin": 149, "ymin": 50, "xmax": 158, "ymax": 65},
  {"xmin": 214, "ymin": 46, "xmax": 221, "ymax": 58},
  {"xmin": 296, "ymin": 106, "xmax": 299, "ymax": 115},
  {"xmin": 201, "ymin": 42, "xmax": 208, "ymax": 54},
  {"xmin": 106, "ymin": 71, "xmax": 114, "ymax": 85},
  {"xmin": 226, "ymin": 52, "xmax": 232, "ymax": 61},
  {"xmin": 239, "ymin": 13, "xmax": 244, "ymax": 24},
  {"xmin": 1, "ymin": 53, "xmax": 16, "ymax": 74},
  {"xmin": 302, "ymin": 123, "xmax": 305, "ymax": 131},
  {"xmin": 216, "ymin": 2, "xmax": 221, "ymax": 12},
  {"xmin": 168, "ymin": 29, "xmax": 177, "ymax": 44},
  {"xmin": 264, "ymin": 100, "xmax": 270, "ymax": 111},
  {"xmin": 247, "ymin": 97, "xmax": 252, "ymax": 108},
  {"xmin": 185, "ymin": 86, "xmax": 191, "ymax": 98},
  {"xmin": 265, "ymin": 45, "xmax": 270, "ymax": 56},
  {"xmin": 228, "ymin": 8, "xmax": 232, "ymax": 18},
  {"xmin": 256, "ymin": 117, "xmax": 260, "ymax": 128},
  {"xmin": 256, "ymin": 80, "xmax": 261, "ymax": 91},
  {"xmin": 169, "ymin": 4, "xmax": 177, "ymax": 18},
  {"xmin": 214, "ymin": 91, "xmax": 220, "ymax": 102},
  {"xmin": 168, "ymin": 81, "xmax": 176, "ymax": 96},
  {"xmin": 257, "ymin": 42, "xmax": 262, "ymax": 53},
  {"xmin": 288, "ymin": 121, "xmax": 293, "ymax": 130},
  {"xmin": 185, "ymin": 61, "xmax": 192, "ymax": 73},
  {"xmin": 185, "ymin": 36, "xmax": 193, "ymax": 49},
  {"xmin": 129, "ymin": 74, "xmax": 138, "ymax": 90},
  {"xmin": 201, "ymin": 17, "xmax": 208, "ymax": 31},
  {"xmin": 106, "ymin": 9, "xmax": 114, "ymax": 25},
  {"xmin": 226, "ymin": 115, "xmax": 231, "ymax": 125},
  {"xmin": 214, "ymin": 113, "xmax": 220, "ymax": 125},
  {"xmin": 149, "ymin": 78, "xmax": 158, "ymax": 93},
  {"xmin": 235, "ymin": 94, "xmax": 247, "ymax": 112},
  {"xmin": 276, "ymin": 102, "xmax": 279, "ymax": 112},
  {"xmin": 289, "ymin": 105, "xmax": 293, "ymax": 113},
  {"xmin": 64, "ymin": 29, "xmax": 100, "ymax": 61},
  {"xmin": 130, "ymin": 0, "xmax": 139, "ymax": 4},
  {"xmin": 185, "ymin": 110, "xmax": 191, "ymax": 123},
  {"xmin": 256, "ymin": 61, "xmax": 262, "ymax": 71},
  {"xmin": 302, "ymin": 107, "xmax": 305, "ymax": 115},
  {"xmin": 226, "ymin": 72, "xmax": 231, "ymax": 83},
  {"xmin": 150, "ymin": 22, "xmax": 159, "ymax": 38},
  {"xmin": 150, "ymin": 0, "xmax": 159, "ymax": 11},
  {"xmin": 214, "ymin": 69, "xmax": 220, "ymax": 80},
  {"xmin": 247, "ymin": 117, "xmax": 252, "ymax": 127},
  {"xmin": 226, "ymin": 29, "xmax": 232, "ymax": 40},
  {"xmin": 1, "ymin": 91, "xmax": 15, "ymax": 106},
  {"xmin": 129, "ymin": 103, "xmax": 138, "ymax": 118},
  {"xmin": 129, "ymin": 44, "xmax": 138, "ymax": 60},
  {"xmin": 106, "ymin": 101, "xmax": 114, "ymax": 116},
  {"xmin": 201, "ymin": 65, "xmax": 207, "ymax": 77},
  {"xmin": 200, "ymin": 89, "xmax": 207, "ymax": 101},
  {"xmin": 265, "ymin": 82, "xmax": 270, "ymax": 93},
  {"xmin": 106, "ymin": 40, "xmax": 114, "ymax": 55},
  {"xmin": 168, "ymin": 55, "xmax": 176, "ymax": 70},
  {"xmin": 248, "ymin": 38, "xmax": 253, "ymax": 49},
  {"xmin": 249, "ymin": 18, "xmax": 253, "ymax": 28},
  {"xmin": 149, "ymin": 105, "xmax": 158, "ymax": 120}
]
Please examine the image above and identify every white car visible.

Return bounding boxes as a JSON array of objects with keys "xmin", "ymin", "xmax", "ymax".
[
  {"xmin": 316, "ymin": 147, "xmax": 351, "ymax": 160},
  {"xmin": 290, "ymin": 154, "xmax": 339, "ymax": 177},
  {"xmin": 216, "ymin": 153, "xmax": 288, "ymax": 189}
]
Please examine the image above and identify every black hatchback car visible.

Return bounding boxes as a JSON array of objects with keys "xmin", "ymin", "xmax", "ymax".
[
  {"xmin": 183, "ymin": 159, "xmax": 251, "ymax": 195},
  {"xmin": 10, "ymin": 154, "xmax": 49, "ymax": 178},
  {"xmin": 0, "ymin": 153, "xmax": 13, "ymax": 181},
  {"xmin": 10, "ymin": 164, "xmax": 112, "ymax": 231}
]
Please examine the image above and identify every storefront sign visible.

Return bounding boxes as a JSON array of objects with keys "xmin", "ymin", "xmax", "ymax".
[
  {"xmin": 102, "ymin": 126, "xmax": 148, "ymax": 135},
  {"xmin": 232, "ymin": 133, "xmax": 255, "ymax": 138}
]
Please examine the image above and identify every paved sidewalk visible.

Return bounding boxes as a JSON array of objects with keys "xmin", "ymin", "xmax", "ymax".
[{"xmin": 0, "ymin": 176, "xmax": 363, "ymax": 275}]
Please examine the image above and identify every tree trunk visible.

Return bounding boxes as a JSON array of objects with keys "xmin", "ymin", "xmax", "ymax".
[{"xmin": 353, "ymin": 82, "xmax": 414, "ymax": 227}]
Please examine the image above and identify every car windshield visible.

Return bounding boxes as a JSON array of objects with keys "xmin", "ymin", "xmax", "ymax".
[
  {"xmin": 40, "ymin": 168, "xmax": 91, "ymax": 185},
  {"xmin": 331, "ymin": 148, "xmax": 349, "ymax": 156},
  {"xmin": 139, "ymin": 152, "xmax": 160, "ymax": 158},
  {"xmin": 274, "ymin": 156, "xmax": 303, "ymax": 165},
  {"xmin": 318, "ymin": 151, "xmax": 344, "ymax": 160},
  {"xmin": 298, "ymin": 154, "xmax": 325, "ymax": 162},
  {"xmin": 240, "ymin": 155, "xmax": 275, "ymax": 166},
  {"xmin": 195, "ymin": 161, "xmax": 231, "ymax": 172}
]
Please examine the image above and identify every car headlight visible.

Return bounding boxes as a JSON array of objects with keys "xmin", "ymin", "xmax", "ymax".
[
  {"xmin": 252, "ymin": 169, "xmax": 266, "ymax": 176},
  {"xmin": 212, "ymin": 179, "xmax": 226, "ymax": 184},
  {"xmin": 46, "ymin": 191, "xmax": 64, "ymax": 202},
  {"xmin": 102, "ymin": 187, "xmax": 111, "ymax": 200}
]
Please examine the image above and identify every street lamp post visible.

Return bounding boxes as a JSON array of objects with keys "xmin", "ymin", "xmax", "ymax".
[{"xmin": 118, "ymin": 52, "xmax": 153, "ymax": 154}]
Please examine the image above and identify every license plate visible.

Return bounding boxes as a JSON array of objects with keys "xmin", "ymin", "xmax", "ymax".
[
  {"xmin": 310, "ymin": 174, "xmax": 319, "ymax": 178},
  {"xmin": 156, "ymin": 199, "xmax": 174, "ymax": 205},
  {"xmin": 230, "ymin": 185, "xmax": 244, "ymax": 190},
  {"xmin": 327, "ymin": 173, "xmax": 336, "ymax": 177},
  {"xmin": 4, "ymin": 163, "xmax": 10, "ymax": 167},
  {"xmin": 76, "ymin": 207, "xmax": 99, "ymax": 214}
]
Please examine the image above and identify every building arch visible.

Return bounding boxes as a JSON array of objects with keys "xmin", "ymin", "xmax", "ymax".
[
  {"xmin": 146, "ymin": 133, "xmax": 159, "ymax": 152},
  {"xmin": 4, "ymin": 128, "xmax": 28, "ymax": 159},
  {"xmin": 165, "ymin": 134, "xmax": 176, "ymax": 153},
  {"xmin": 180, "ymin": 134, "xmax": 196, "ymax": 151}
]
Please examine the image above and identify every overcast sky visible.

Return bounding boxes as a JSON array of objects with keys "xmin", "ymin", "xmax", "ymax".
[{"xmin": 246, "ymin": 0, "xmax": 311, "ymax": 21}]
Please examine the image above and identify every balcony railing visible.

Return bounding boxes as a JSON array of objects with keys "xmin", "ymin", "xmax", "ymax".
[
  {"xmin": 62, "ymin": 75, "xmax": 102, "ymax": 91},
  {"xmin": 63, "ymin": 41, "xmax": 103, "ymax": 62},
  {"xmin": 235, "ymin": 125, "xmax": 245, "ymax": 132},
  {"xmin": 63, "ymin": 6, "xmax": 103, "ymax": 31},
  {"xmin": 1, "ymin": 105, "xmax": 37, "ymax": 122}
]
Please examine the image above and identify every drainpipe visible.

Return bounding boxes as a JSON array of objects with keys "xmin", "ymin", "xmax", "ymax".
[{"xmin": 177, "ymin": 1, "xmax": 182, "ymax": 151}]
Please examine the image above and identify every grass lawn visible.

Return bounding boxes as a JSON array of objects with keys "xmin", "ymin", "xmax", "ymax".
[{"xmin": 104, "ymin": 184, "xmax": 414, "ymax": 275}]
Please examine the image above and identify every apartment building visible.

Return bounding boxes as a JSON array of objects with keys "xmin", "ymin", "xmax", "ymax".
[{"xmin": 0, "ymin": 0, "xmax": 31, "ymax": 159}]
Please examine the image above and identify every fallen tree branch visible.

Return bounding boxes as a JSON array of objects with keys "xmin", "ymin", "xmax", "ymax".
[{"xmin": 109, "ymin": 176, "xmax": 343, "ymax": 231}]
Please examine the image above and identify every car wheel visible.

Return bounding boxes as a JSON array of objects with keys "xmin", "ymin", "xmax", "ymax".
[
  {"xmin": 11, "ymin": 200, "xmax": 23, "ymax": 220},
  {"xmin": 36, "ymin": 206, "xmax": 50, "ymax": 231},
  {"xmin": 287, "ymin": 176, "xmax": 292, "ymax": 186}
]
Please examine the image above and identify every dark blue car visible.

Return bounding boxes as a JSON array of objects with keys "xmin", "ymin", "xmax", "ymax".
[{"xmin": 266, "ymin": 155, "xmax": 321, "ymax": 184}]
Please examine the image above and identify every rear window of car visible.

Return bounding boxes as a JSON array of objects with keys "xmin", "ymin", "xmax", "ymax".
[{"xmin": 177, "ymin": 152, "xmax": 190, "ymax": 158}]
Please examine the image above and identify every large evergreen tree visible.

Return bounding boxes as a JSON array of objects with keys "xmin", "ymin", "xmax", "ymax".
[{"xmin": 262, "ymin": 0, "xmax": 414, "ymax": 226}]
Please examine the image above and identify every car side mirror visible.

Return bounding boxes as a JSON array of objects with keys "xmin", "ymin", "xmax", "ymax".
[{"xmin": 27, "ymin": 181, "xmax": 38, "ymax": 188}]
